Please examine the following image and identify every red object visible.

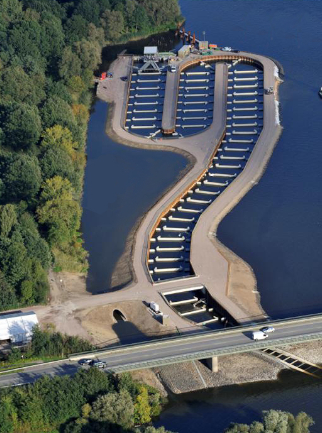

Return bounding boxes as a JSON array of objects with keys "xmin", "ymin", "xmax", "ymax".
[
  {"xmin": 209, "ymin": 44, "xmax": 217, "ymax": 48},
  {"xmin": 100, "ymin": 72, "xmax": 107, "ymax": 80}
]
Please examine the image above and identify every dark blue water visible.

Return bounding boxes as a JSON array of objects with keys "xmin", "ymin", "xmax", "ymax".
[
  {"xmin": 178, "ymin": 0, "xmax": 322, "ymax": 318},
  {"xmin": 156, "ymin": 371, "xmax": 322, "ymax": 433},
  {"xmin": 153, "ymin": 1, "xmax": 322, "ymax": 431},
  {"xmin": 82, "ymin": 0, "xmax": 322, "ymax": 429},
  {"xmin": 82, "ymin": 101, "xmax": 186, "ymax": 292}
]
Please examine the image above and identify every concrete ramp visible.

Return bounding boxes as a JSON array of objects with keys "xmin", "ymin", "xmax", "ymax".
[{"xmin": 162, "ymin": 69, "xmax": 179, "ymax": 134}]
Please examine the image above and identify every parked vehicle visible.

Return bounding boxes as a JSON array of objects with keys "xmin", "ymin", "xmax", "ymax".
[
  {"xmin": 121, "ymin": 76, "xmax": 128, "ymax": 82},
  {"xmin": 261, "ymin": 326, "xmax": 275, "ymax": 333},
  {"xmin": 78, "ymin": 359, "xmax": 93, "ymax": 366},
  {"xmin": 252, "ymin": 331, "xmax": 268, "ymax": 341},
  {"xmin": 149, "ymin": 302, "xmax": 160, "ymax": 313},
  {"xmin": 221, "ymin": 47, "xmax": 232, "ymax": 52}
]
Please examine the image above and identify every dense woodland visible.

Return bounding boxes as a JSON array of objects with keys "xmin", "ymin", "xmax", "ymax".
[
  {"xmin": 0, "ymin": 0, "xmax": 182, "ymax": 310},
  {"xmin": 0, "ymin": 368, "xmax": 174, "ymax": 433}
]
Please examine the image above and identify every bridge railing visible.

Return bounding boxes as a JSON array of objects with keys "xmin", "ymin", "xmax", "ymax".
[{"xmin": 69, "ymin": 312, "xmax": 322, "ymax": 360}]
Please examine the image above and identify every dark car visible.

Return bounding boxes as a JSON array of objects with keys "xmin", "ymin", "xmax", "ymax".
[
  {"xmin": 91, "ymin": 360, "xmax": 107, "ymax": 369},
  {"xmin": 121, "ymin": 76, "xmax": 128, "ymax": 82},
  {"xmin": 78, "ymin": 359, "xmax": 93, "ymax": 366},
  {"xmin": 231, "ymin": 49, "xmax": 240, "ymax": 53}
]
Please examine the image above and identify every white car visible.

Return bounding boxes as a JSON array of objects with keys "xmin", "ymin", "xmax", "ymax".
[
  {"xmin": 260, "ymin": 326, "xmax": 275, "ymax": 333},
  {"xmin": 221, "ymin": 47, "xmax": 232, "ymax": 52}
]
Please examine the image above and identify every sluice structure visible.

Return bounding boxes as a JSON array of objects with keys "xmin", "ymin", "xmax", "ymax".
[
  {"xmin": 148, "ymin": 60, "xmax": 264, "ymax": 282},
  {"xmin": 97, "ymin": 43, "xmax": 283, "ymax": 327}
]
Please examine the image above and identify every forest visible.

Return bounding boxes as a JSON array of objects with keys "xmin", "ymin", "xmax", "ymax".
[
  {"xmin": 0, "ymin": 0, "xmax": 182, "ymax": 310},
  {"xmin": 0, "ymin": 368, "xmax": 174, "ymax": 433}
]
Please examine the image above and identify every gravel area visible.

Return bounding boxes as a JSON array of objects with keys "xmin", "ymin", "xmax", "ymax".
[{"xmin": 152, "ymin": 340, "xmax": 322, "ymax": 394}]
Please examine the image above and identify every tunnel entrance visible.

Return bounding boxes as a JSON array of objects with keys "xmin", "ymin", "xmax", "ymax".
[{"xmin": 113, "ymin": 309, "xmax": 127, "ymax": 322}]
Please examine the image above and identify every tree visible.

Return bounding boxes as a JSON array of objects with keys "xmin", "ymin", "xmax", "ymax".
[
  {"xmin": 0, "ymin": 270, "xmax": 17, "ymax": 310},
  {"xmin": 0, "ymin": 204, "xmax": 17, "ymax": 238},
  {"xmin": 0, "ymin": 102, "xmax": 42, "ymax": 149},
  {"xmin": 74, "ymin": 39, "xmax": 101, "ymax": 71},
  {"xmin": 0, "ymin": 395, "xmax": 17, "ymax": 433},
  {"xmin": 40, "ymin": 146, "xmax": 75, "ymax": 184},
  {"xmin": 101, "ymin": 10, "xmax": 124, "ymax": 40},
  {"xmin": 59, "ymin": 46, "xmax": 82, "ymax": 79},
  {"xmin": 41, "ymin": 124, "xmax": 77, "ymax": 154},
  {"xmin": 37, "ymin": 176, "xmax": 81, "ymax": 246},
  {"xmin": 225, "ymin": 410, "xmax": 314, "ymax": 433},
  {"xmin": 90, "ymin": 389, "xmax": 134, "ymax": 429},
  {"xmin": 134, "ymin": 385, "xmax": 152, "ymax": 425},
  {"xmin": 0, "ymin": 66, "xmax": 46, "ymax": 105},
  {"xmin": 40, "ymin": 96, "xmax": 76, "ymax": 130},
  {"xmin": 0, "ymin": 153, "xmax": 42, "ymax": 202}
]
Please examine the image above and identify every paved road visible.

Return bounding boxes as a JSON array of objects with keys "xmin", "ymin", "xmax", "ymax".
[{"xmin": 1, "ymin": 316, "xmax": 322, "ymax": 387}]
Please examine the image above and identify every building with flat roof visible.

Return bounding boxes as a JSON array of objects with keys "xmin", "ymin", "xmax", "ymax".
[
  {"xmin": 144, "ymin": 46, "xmax": 158, "ymax": 55},
  {"xmin": 0, "ymin": 311, "xmax": 38, "ymax": 344}
]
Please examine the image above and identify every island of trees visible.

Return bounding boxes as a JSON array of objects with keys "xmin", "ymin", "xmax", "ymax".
[{"xmin": 0, "ymin": 0, "xmax": 182, "ymax": 311}]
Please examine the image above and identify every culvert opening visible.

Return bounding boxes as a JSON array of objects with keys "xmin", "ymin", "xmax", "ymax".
[{"xmin": 113, "ymin": 309, "xmax": 127, "ymax": 322}]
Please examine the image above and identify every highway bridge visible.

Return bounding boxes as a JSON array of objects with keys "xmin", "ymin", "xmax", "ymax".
[{"xmin": 1, "ymin": 314, "xmax": 322, "ymax": 387}]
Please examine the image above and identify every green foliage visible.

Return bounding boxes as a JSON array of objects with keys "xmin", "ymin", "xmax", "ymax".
[
  {"xmin": 0, "ymin": 102, "xmax": 42, "ymax": 149},
  {"xmin": 225, "ymin": 409, "xmax": 314, "ymax": 433},
  {"xmin": 0, "ymin": 0, "xmax": 181, "ymax": 311},
  {"xmin": 0, "ymin": 369, "xmax": 169, "ymax": 433},
  {"xmin": 90, "ymin": 389, "xmax": 134, "ymax": 428},
  {"xmin": 0, "ymin": 153, "xmax": 42, "ymax": 203},
  {"xmin": 30, "ymin": 325, "xmax": 93, "ymax": 358}
]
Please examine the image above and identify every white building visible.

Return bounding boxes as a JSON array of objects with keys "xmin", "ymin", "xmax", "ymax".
[{"xmin": 0, "ymin": 311, "xmax": 38, "ymax": 344}]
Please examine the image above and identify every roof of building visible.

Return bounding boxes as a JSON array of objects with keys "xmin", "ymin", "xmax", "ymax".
[
  {"xmin": 144, "ymin": 46, "xmax": 158, "ymax": 55},
  {"xmin": 0, "ymin": 311, "xmax": 38, "ymax": 340}
]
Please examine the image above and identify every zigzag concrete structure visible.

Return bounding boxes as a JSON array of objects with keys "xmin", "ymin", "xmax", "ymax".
[{"xmin": 94, "ymin": 49, "xmax": 283, "ymax": 327}]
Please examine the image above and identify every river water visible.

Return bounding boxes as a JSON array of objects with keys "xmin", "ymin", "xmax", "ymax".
[{"xmin": 82, "ymin": 0, "xmax": 322, "ymax": 430}]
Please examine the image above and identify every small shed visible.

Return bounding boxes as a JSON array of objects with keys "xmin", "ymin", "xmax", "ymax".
[
  {"xmin": 0, "ymin": 311, "xmax": 38, "ymax": 344},
  {"xmin": 178, "ymin": 45, "xmax": 191, "ymax": 59},
  {"xmin": 144, "ymin": 46, "xmax": 158, "ymax": 56}
]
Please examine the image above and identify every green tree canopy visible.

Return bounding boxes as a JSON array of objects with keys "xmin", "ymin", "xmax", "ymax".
[
  {"xmin": 90, "ymin": 389, "xmax": 134, "ymax": 428},
  {"xmin": 0, "ymin": 102, "xmax": 42, "ymax": 149},
  {"xmin": 225, "ymin": 410, "xmax": 314, "ymax": 433},
  {"xmin": 0, "ymin": 153, "xmax": 42, "ymax": 202}
]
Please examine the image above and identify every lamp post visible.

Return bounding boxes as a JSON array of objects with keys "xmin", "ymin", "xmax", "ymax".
[{"xmin": 202, "ymin": 31, "xmax": 206, "ymax": 41}]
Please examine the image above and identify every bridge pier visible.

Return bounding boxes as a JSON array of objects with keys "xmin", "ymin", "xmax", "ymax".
[{"xmin": 205, "ymin": 356, "xmax": 219, "ymax": 372}]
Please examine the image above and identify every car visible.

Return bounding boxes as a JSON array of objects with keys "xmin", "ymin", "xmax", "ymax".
[
  {"xmin": 231, "ymin": 49, "xmax": 240, "ymax": 53},
  {"xmin": 260, "ymin": 326, "xmax": 275, "ymax": 333},
  {"xmin": 169, "ymin": 65, "xmax": 176, "ymax": 73},
  {"xmin": 221, "ymin": 47, "xmax": 232, "ymax": 52},
  {"xmin": 91, "ymin": 360, "xmax": 107, "ymax": 369},
  {"xmin": 107, "ymin": 72, "xmax": 113, "ymax": 78},
  {"xmin": 121, "ymin": 76, "xmax": 128, "ymax": 82},
  {"xmin": 78, "ymin": 358, "xmax": 93, "ymax": 366}
]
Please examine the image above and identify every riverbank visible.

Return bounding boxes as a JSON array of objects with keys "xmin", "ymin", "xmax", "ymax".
[{"xmin": 145, "ymin": 340, "xmax": 322, "ymax": 395}]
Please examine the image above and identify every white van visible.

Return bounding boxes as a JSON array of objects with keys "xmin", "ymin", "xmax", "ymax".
[{"xmin": 252, "ymin": 331, "xmax": 268, "ymax": 341}]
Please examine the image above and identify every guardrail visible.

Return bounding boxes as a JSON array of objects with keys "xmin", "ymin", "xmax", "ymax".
[
  {"xmin": 106, "ymin": 332, "xmax": 322, "ymax": 373},
  {"xmin": 68, "ymin": 312, "xmax": 322, "ymax": 360}
]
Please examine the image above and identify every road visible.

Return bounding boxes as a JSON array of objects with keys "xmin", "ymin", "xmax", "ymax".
[{"xmin": 1, "ymin": 316, "xmax": 322, "ymax": 387}]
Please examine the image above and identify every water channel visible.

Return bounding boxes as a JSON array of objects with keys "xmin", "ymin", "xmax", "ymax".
[{"xmin": 82, "ymin": 0, "xmax": 322, "ymax": 430}]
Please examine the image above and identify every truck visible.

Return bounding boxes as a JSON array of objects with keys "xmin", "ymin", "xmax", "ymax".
[{"xmin": 252, "ymin": 331, "xmax": 268, "ymax": 341}]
